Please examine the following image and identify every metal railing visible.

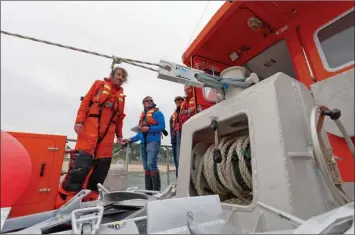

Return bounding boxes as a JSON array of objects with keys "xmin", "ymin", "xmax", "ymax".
[{"xmin": 65, "ymin": 139, "xmax": 175, "ymax": 188}]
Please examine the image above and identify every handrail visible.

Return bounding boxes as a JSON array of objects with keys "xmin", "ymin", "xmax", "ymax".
[{"xmin": 64, "ymin": 138, "xmax": 175, "ymax": 189}]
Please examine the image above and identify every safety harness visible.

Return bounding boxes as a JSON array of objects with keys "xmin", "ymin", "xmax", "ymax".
[{"xmin": 81, "ymin": 80, "xmax": 124, "ymax": 155}]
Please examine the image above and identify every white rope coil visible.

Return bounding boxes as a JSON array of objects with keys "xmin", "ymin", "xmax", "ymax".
[{"xmin": 193, "ymin": 134, "xmax": 253, "ymax": 204}]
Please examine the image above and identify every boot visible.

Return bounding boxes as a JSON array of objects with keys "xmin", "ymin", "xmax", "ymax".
[
  {"xmin": 151, "ymin": 171, "xmax": 161, "ymax": 191},
  {"xmin": 144, "ymin": 171, "xmax": 153, "ymax": 190}
]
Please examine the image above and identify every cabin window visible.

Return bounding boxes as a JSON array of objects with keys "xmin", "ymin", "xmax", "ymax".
[
  {"xmin": 315, "ymin": 8, "xmax": 354, "ymax": 71},
  {"xmin": 242, "ymin": 40, "xmax": 297, "ymax": 80}
]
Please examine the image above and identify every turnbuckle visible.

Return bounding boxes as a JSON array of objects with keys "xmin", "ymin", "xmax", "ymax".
[{"xmin": 71, "ymin": 206, "xmax": 104, "ymax": 234}]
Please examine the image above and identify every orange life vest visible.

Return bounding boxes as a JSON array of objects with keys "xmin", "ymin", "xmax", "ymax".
[
  {"xmin": 139, "ymin": 108, "xmax": 159, "ymax": 127},
  {"xmin": 171, "ymin": 110, "xmax": 179, "ymax": 129},
  {"xmin": 179, "ymin": 96, "xmax": 195, "ymax": 124},
  {"xmin": 87, "ymin": 79, "xmax": 125, "ymax": 119}
]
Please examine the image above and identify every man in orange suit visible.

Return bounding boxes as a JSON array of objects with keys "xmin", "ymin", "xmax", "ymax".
[{"xmin": 56, "ymin": 67, "xmax": 128, "ymax": 208}]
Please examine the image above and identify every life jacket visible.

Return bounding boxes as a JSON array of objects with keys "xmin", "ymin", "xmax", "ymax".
[
  {"xmin": 84, "ymin": 78, "xmax": 126, "ymax": 144},
  {"xmin": 139, "ymin": 108, "xmax": 159, "ymax": 127},
  {"xmin": 177, "ymin": 96, "xmax": 195, "ymax": 130},
  {"xmin": 171, "ymin": 110, "xmax": 179, "ymax": 129},
  {"xmin": 87, "ymin": 78, "xmax": 125, "ymax": 119}
]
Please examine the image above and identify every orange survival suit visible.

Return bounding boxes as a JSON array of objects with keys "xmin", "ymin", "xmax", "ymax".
[
  {"xmin": 176, "ymin": 95, "xmax": 196, "ymax": 132},
  {"xmin": 174, "ymin": 94, "xmax": 195, "ymax": 175},
  {"xmin": 56, "ymin": 78, "xmax": 126, "ymax": 208}
]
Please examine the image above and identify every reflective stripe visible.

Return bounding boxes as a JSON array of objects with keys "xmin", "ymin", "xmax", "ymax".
[
  {"xmin": 102, "ymin": 90, "xmax": 110, "ymax": 95},
  {"xmin": 104, "ymin": 85, "xmax": 111, "ymax": 90}
]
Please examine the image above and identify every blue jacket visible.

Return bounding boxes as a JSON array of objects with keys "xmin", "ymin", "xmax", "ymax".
[{"xmin": 130, "ymin": 105, "xmax": 166, "ymax": 144}]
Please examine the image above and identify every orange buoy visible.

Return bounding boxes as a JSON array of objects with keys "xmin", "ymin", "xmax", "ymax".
[{"xmin": 0, "ymin": 131, "xmax": 32, "ymax": 208}]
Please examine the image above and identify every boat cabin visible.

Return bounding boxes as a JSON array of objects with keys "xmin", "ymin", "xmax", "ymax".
[{"xmin": 183, "ymin": 0, "xmax": 354, "ymax": 186}]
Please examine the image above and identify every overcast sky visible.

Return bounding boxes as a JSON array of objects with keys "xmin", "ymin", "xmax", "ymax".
[{"xmin": 1, "ymin": 1, "xmax": 224, "ymax": 146}]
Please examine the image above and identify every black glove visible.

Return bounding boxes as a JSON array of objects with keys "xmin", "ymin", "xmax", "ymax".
[{"xmin": 162, "ymin": 130, "xmax": 168, "ymax": 136}]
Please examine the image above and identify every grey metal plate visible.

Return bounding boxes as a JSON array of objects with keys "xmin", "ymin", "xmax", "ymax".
[
  {"xmin": 147, "ymin": 195, "xmax": 223, "ymax": 234},
  {"xmin": 11, "ymin": 214, "xmax": 72, "ymax": 234},
  {"xmin": 53, "ymin": 219, "xmax": 139, "ymax": 234},
  {"xmin": 115, "ymin": 199, "xmax": 147, "ymax": 207},
  {"xmin": 1, "ymin": 207, "xmax": 11, "ymax": 232},
  {"xmin": 102, "ymin": 191, "xmax": 151, "ymax": 206},
  {"xmin": 311, "ymin": 69, "xmax": 354, "ymax": 137},
  {"xmin": 294, "ymin": 202, "xmax": 354, "ymax": 234}
]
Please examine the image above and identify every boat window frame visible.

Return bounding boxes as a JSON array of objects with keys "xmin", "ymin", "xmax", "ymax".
[{"xmin": 313, "ymin": 7, "xmax": 355, "ymax": 72}]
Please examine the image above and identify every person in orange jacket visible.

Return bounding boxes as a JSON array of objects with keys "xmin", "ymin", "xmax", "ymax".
[
  {"xmin": 170, "ymin": 96, "xmax": 184, "ymax": 177},
  {"xmin": 175, "ymin": 85, "xmax": 196, "ymax": 164},
  {"xmin": 56, "ymin": 66, "xmax": 128, "ymax": 208}
]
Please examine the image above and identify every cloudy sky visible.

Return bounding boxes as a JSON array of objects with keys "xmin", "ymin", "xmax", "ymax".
[{"xmin": 1, "ymin": 1, "xmax": 224, "ymax": 146}]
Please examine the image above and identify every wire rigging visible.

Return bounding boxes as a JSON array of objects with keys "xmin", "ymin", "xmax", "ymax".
[
  {"xmin": 185, "ymin": 1, "xmax": 210, "ymax": 51},
  {"xmin": 1, "ymin": 30, "xmax": 162, "ymax": 72}
]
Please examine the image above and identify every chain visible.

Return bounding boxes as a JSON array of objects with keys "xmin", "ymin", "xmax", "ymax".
[{"xmin": 1, "ymin": 30, "xmax": 162, "ymax": 72}]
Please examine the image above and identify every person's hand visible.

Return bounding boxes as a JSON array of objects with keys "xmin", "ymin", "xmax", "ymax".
[
  {"xmin": 122, "ymin": 138, "xmax": 132, "ymax": 144},
  {"xmin": 141, "ymin": 126, "xmax": 149, "ymax": 133},
  {"xmin": 74, "ymin": 123, "xmax": 83, "ymax": 135},
  {"xmin": 116, "ymin": 137, "xmax": 123, "ymax": 144},
  {"xmin": 188, "ymin": 107, "xmax": 195, "ymax": 114}
]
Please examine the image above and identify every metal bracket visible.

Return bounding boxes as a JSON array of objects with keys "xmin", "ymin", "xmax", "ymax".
[
  {"xmin": 47, "ymin": 147, "xmax": 59, "ymax": 152},
  {"xmin": 97, "ymin": 183, "xmax": 110, "ymax": 201},
  {"xmin": 71, "ymin": 206, "xmax": 104, "ymax": 234},
  {"xmin": 126, "ymin": 187, "xmax": 139, "ymax": 192},
  {"xmin": 310, "ymin": 105, "xmax": 353, "ymax": 205},
  {"xmin": 57, "ymin": 189, "xmax": 91, "ymax": 216},
  {"xmin": 38, "ymin": 188, "xmax": 51, "ymax": 193},
  {"xmin": 257, "ymin": 201, "xmax": 305, "ymax": 226},
  {"xmin": 153, "ymin": 184, "xmax": 176, "ymax": 200}
]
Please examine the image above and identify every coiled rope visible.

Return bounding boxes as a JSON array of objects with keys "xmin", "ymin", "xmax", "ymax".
[{"xmin": 193, "ymin": 135, "xmax": 253, "ymax": 205}]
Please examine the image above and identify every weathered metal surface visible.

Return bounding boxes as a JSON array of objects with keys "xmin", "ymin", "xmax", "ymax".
[
  {"xmin": 0, "ymin": 207, "xmax": 11, "ymax": 232},
  {"xmin": 293, "ymin": 202, "xmax": 354, "ymax": 234},
  {"xmin": 311, "ymin": 69, "xmax": 354, "ymax": 137},
  {"xmin": 177, "ymin": 73, "xmax": 344, "ymax": 233},
  {"xmin": 101, "ymin": 191, "xmax": 152, "ymax": 207},
  {"xmin": 2, "ymin": 190, "xmax": 91, "ymax": 233},
  {"xmin": 53, "ymin": 219, "xmax": 140, "ymax": 234},
  {"xmin": 147, "ymin": 195, "xmax": 224, "ymax": 234}
]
